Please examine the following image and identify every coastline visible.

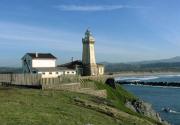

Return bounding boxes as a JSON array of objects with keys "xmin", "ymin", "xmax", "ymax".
[
  {"xmin": 120, "ymin": 74, "xmax": 180, "ymax": 125},
  {"xmin": 108, "ymin": 71, "xmax": 180, "ymax": 77},
  {"xmin": 125, "ymin": 84, "xmax": 180, "ymax": 89}
]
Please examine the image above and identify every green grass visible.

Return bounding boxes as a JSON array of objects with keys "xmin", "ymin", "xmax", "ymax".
[
  {"xmin": 0, "ymin": 80, "xmax": 164, "ymax": 125},
  {"xmin": 94, "ymin": 81, "xmax": 138, "ymax": 113},
  {"xmin": 0, "ymin": 87, "xmax": 119, "ymax": 125}
]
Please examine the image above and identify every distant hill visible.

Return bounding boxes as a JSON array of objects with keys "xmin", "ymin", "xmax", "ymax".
[
  {"xmin": 1, "ymin": 56, "xmax": 180, "ymax": 73},
  {"xmin": 0, "ymin": 67, "xmax": 22, "ymax": 73},
  {"xmin": 102, "ymin": 56, "xmax": 180, "ymax": 73},
  {"xmin": 131, "ymin": 56, "xmax": 180, "ymax": 64}
]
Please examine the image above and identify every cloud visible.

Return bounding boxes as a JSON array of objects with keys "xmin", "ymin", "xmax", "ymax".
[
  {"xmin": 55, "ymin": 5, "xmax": 144, "ymax": 12},
  {"xmin": 0, "ymin": 22, "xmax": 82, "ymax": 52}
]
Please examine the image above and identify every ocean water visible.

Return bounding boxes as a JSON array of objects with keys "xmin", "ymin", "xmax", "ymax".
[{"xmin": 118, "ymin": 75, "xmax": 180, "ymax": 125}]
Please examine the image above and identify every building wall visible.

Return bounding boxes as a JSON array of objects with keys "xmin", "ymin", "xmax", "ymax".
[
  {"xmin": 82, "ymin": 42, "xmax": 98, "ymax": 76},
  {"xmin": 64, "ymin": 70, "xmax": 76, "ymax": 75},
  {"xmin": 82, "ymin": 42, "xmax": 89, "ymax": 64},
  {"xmin": 38, "ymin": 70, "xmax": 76, "ymax": 78},
  {"xmin": 22, "ymin": 54, "xmax": 56, "ymax": 73},
  {"xmin": 82, "ymin": 42, "xmax": 96, "ymax": 65},
  {"xmin": 38, "ymin": 71, "xmax": 63, "ymax": 78},
  {"xmin": 98, "ymin": 66, "xmax": 104, "ymax": 75},
  {"xmin": 89, "ymin": 43, "xmax": 96, "ymax": 64},
  {"xmin": 22, "ymin": 55, "xmax": 32, "ymax": 73},
  {"xmin": 32, "ymin": 59, "xmax": 56, "ymax": 68}
]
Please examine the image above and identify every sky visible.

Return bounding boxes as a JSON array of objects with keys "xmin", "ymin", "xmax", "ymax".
[{"xmin": 0, "ymin": 0, "xmax": 180, "ymax": 66}]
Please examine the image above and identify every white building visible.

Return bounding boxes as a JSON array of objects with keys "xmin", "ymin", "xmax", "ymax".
[
  {"xmin": 22, "ymin": 53, "xmax": 76, "ymax": 78},
  {"xmin": 35, "ymin": 67, "xmax": 76, "ymax": 78}
]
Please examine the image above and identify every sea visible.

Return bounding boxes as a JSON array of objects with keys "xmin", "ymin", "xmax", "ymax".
[{"xmin": 116, "ymin": 75, "xmax": 180, "ymax": 125}]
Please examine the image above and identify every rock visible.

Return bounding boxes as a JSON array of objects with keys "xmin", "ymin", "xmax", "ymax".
[
  {"xmin": 125, "ymin": 100, "xmax": 171, "ymax": 125},
  {"xmin": 125, "ymin": 101, "xmax": 137, "ymax": 112},
  {"xmin": 105, "ymin": 78, "xmax": 116, "ymax": 89},
  {"xmin": 133, "ymin": 100, "xmax": 161, "ymax": 121}
]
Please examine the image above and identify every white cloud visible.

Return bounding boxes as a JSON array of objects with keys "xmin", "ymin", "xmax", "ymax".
[
  {"xmin": 55, "ymin": 5, "xmax": 144, "ymax": 11},
  {"xmin": 0, "ymin": 22, "xmax": 82, "ymax": 52}
]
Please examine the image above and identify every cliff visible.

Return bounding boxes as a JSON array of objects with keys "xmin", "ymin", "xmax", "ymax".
[
  {"xmin": 125, "ymin": 100, "xmax": 170, "ymax": 125},
  {"xmin": 100, "ymin": 80, "xmax": 170, "ymax": 125}
]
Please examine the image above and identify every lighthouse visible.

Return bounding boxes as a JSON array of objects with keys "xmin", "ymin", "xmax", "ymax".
[
  {"xmin": 58, "ymin": 29, "xmax": 104, "ymax": 76},
  {"xmin": 82, "ymin": 29, "xmax": 98, "ymax": 76}
]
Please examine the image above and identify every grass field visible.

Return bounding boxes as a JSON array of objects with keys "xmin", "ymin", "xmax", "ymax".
[{"xmin": 0, "ymin": 81, "xmax": 164, "ymax": 125}]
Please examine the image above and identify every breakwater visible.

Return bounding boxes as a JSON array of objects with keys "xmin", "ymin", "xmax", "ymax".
[{"xmin": 117, "ymin": 81, "xmax": 180, "ymax": 87}]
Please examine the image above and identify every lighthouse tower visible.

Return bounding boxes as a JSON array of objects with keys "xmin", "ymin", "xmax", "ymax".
[{"xmin": 82, "ymin": 29, "xmax": 98, "ymax": 76}]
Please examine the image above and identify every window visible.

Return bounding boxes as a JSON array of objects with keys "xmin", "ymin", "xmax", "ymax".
[
  {"xmin": 67, "ymin": 72, "xmax": 69, "ymax": 74},
  {"xmin": 42, "ymin": 72, "xmax": 45, "ymax": 75},
  {"xmin": 49, "ymin": 72, "xmax": 52, "ymax": 74},
  {"xmin": 56, "ymin": 72, "xmax": 59, "ymax": 74},
  {"xmin": 72, "ymin": 72, "xmax": 74, "ymax": 74}
]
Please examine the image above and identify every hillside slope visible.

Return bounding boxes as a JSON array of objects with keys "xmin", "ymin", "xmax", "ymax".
[{"xmin": 0, "ymin": 81, "xmax": 168, "ymax": 125}]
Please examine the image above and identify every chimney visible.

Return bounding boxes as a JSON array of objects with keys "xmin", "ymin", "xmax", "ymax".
[
  {"xmin": 35, "ymin": 52, "xmax": 38, "ymax": 58},
  {"xmin": 71, "ymin": 57, "xmax": 74, "ymax": 62}
]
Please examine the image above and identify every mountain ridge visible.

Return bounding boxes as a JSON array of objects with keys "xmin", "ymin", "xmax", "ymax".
[
  {"xmin": 101, "ymin": 56, "xmax": 180, "ymax": 73},
  {"xmin": 101, "ymin": 56, "xmax": 180, "ymax": 65}
]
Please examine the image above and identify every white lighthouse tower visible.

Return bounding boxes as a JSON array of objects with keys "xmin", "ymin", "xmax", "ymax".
[{"xmin": 82, "ymin": 29, "xmax": 98, "ymax": 76}]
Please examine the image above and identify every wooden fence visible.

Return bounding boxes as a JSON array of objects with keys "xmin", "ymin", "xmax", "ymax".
[
  {"xmin": 0, "ymin": 74, "xmax": 41, "ymax": 86},
  {"xmin": 41, "ymin": 76, "xmax": 80, "ymax": 89},
  {"xmin": 0, "ymin": 74, "xmax": 81, "ymax": 87},
  {"xmin": 0, "ymin": 73, "xmax": 108, "ymax": 89},
  {"xmin": 41, "ymin": 75, "xmax": 80, "ymax": 85},
  {"xmin": 0, "ymin": 74, "xmax": 107, "ymax": 98}
]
